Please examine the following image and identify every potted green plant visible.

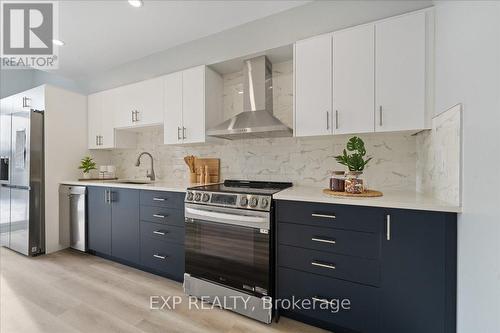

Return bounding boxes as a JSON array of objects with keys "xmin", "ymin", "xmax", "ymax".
[
  {"xmin": 79, "ymin": 156, "xmax": 97, "ymax": 179},
  {"xmin": 334, "ymin": 137, "xmax": 372, "ymax": 193}
]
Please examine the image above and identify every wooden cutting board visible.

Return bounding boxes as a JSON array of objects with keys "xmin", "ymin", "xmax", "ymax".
[
  {"xmin": 323, "ymin": 189, "xmax": 383, "ymax": 197},
  {"xmin": 193, "ymin": 158, "xmax": 220, "ymax": 183}
]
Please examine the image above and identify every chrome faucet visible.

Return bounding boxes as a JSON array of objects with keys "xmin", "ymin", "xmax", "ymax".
[{"xmin": 135, "ymin": 152, "xmax": 156, "ymax": 181}]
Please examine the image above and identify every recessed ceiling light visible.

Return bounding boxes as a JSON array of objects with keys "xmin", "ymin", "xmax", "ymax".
[
  {"xmin": 52, "ymin": 39, "xmax": 65, "ymax": 46},
  {"xmin": 128, "ymin": 0, "xmax": 143, "ymax": 8}
]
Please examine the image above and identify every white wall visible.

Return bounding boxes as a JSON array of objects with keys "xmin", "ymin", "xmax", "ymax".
[
  {"xmin": 434, "ymin": 2, "xmax": 500, "ymax": 332},
  {"xmin": 44, "ymin": 85, "xmax": 88, "ymax": 253}
]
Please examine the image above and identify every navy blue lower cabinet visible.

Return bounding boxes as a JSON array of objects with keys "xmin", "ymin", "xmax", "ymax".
[
  {"xmin": 379, "ymin": 208, "xmax": 457, "ymax": 333},
  {"xmin": 278, "ymin": 267, "xmax": 380, "ymax": 333},
  {"xmin": 87, "ymin": 187, "xmax": 185, "ymax": 281},
  {"xmin": 140, "ymin": 235, "xmax": 185, "ymax": 281},
  {"xmin": 275, "ymin": 200, "xmax": 457, "ymax": 333},
  {"xmin": 110, "ymin": 188, "xmax": 140, "ymax": 265},
  {"xmin": 87, "ymin": 187, "xmax": 112, "ymax": 255}
]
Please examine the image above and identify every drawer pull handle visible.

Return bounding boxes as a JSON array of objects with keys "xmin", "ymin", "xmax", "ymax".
[
  {"xmin": 311, "ymin": 261, "xmax": 336, "ymax": 270},
  {"xmin": 311, "ymin": 237, "xmax": 336, "ymax": 245},
  {"xmin": 311, "ymin": 213, "xmax": 336, "ymax": 219},
  {"xmin": 153, "ymin": 230, "xmax": 167, "ymax": 235},
  {"xmin": 386, "ymin": 214, "xmax": 391, "ymax": 241},
  {"xmin": 153, "ymin": 254, "xmax": 167, "ymax": 260},
  {"xmin": 312, "ymin": 296, "xmax": 334, "ymax": 306},
  {"xmin": 153, "ymin": 197, "xmax": 166, "ymax": 201},
  {"xmin": 153, "ymin": 214, "xmax": 166, "ymax": 219}
]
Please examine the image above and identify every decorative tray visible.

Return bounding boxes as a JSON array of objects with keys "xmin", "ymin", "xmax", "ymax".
[{"xmin": 322, "ymin": 189, "xmax": 383, "ymax": 197}]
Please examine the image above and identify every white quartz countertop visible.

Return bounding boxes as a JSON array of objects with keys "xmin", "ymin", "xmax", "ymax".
[
  {"xmin": 59, "ymin": 180, "xmax": 204, "ymax": 193},
  {"xmin": 273, "ymin": 186, "xmax": 462, "ymax": 213},
  {"xmin": 60, "ymin": 181, "xmax": 462, "ymax": 213}
]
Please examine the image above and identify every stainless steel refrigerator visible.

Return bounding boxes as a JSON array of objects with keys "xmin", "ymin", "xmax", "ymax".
[{"xmin": 0, "ymin": 106, "xmax": 44, "ymax": 256}]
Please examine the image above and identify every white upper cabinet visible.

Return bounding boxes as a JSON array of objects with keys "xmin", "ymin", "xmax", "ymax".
[
  {"xmin": 100, "ymin": 89, "xmax": 117, "ymax": 149},
  {"xmin": 163, "ymin": 65, "xmax": 222, "ymax": 145},
  {"xmin": 115, "ymin": 77, "xmax": 163, "ymax": 129},
  {"xmin": 87, "ymin": 92, "xmax": 102, "ymax": 149},
  {"xmin": 182, "ymin": 66, "xmax": 206, "ymax": 144},
  {"xmin": 333, "ymin": 24, "xmax": 375, "ymax": 134},
  {"xmin": 163, "ymin": 71, "xmax": 183, "ymax": 145},
  {"xmin": 375, "ymin": 11, "xmax": 427, "ymax": 132},
  {"xmin": 294, "ymin": 9, "xmax": 432, "ymax": 138},
  {"xmin": 294, "ymin": 34, "xmax": 332, "ymax": 137},
  {"xmin": 88, "ymin": 90, "xmax": 135, "ymax": 150}
]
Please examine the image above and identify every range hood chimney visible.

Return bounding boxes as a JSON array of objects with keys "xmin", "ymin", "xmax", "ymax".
[{"xmin": 207, "ymin": 56, "xmax": 292, "ymax": 140}]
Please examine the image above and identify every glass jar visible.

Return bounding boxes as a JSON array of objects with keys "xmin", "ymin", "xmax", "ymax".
[
  {"xmin": 329, "ymin": 171, "xmax": 346, "ymax": 192},
  {"xmin": 345, "ymin": 171, "xmax": 365, "ymax": 194}
]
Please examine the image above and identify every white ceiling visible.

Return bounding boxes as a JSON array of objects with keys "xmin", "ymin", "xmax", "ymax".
[{"xmin": 54, "ymin": 0, "xmax": 309, "ymax": 78}]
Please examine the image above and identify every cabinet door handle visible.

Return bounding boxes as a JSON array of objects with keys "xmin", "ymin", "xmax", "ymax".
[
  {"xmin": 107, "ymin": 190, "xmax": 112, "ymax": 204},
  {"xmin": 153, "ymin": 254, "xmax": 167, "ymax": 260},
  {"xmin": 311, "ymin": 237, "xmax": 336, "ymax": 245},
  {"xmin": 326, "ymin": 111, "xmax": 330, "ymax": 130},
  {"xmin": 104, "ymin": 190, "xmax": 108, "ymax": 203},
  {"xmin": 335, "ymin": 110, "xmax": 339, "ymax": 129},
  {"xmin": 135, "ymin": 110, "xmax": 139, "ymax": 122},
  {"xmin": 311, "ymin": 261, "xmax": 336, "ymax": 270},
  {"xmin": 182, "ymin": 127, "xmax": 186, "ymax": 139},
  {"xmin": 96, "ymin": 135, "xmax": 99, "ymax": 146},
  {"xmin": 379, "ymin": 106, "xmax": 383, "ymax": 127},
  {"xmin": 152, "ymin": 197, "xmax": 165, "ymax": 201},
  {"xmin": 311, "ymin": 213, "xmax": 336, "ymax": 219},
  {"xmin": 131, "ymin": 110, "xmax": 135, "ymax": 123},
  {"xmin": 386, "ymin": 214, "xmax": 391, "ymax": 241},
  {"xmin": 153, "ymin": 214, "xmax": 165, "ymax": 219},
  {"xmin": 22, "ymin": 97, "xmax": 31, "ymax": 108},
  {"xmin": 99, "ymin": 136, "xmax": 103, "ymax": 146},
  {"xmin": 177, "ymin": 127, "xmax": 181, "ymax": 140},
  {"xmin": 153, "ymin": 230, "xmax": 167, "ymax": 236}
]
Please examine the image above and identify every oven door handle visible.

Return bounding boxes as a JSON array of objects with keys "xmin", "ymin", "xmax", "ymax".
[{"xmin": 185, "ymin": 207, "xmax": 270, "ymax": 230}]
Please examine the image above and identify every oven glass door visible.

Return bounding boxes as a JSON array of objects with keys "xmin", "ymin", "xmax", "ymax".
[{"xmin": 185, "ymin": 204, "xmax": 270, "ymax": 297}]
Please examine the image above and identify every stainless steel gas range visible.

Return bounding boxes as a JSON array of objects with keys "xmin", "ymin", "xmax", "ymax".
[{"xmin": 183, "ymin": 180, "xmax": 292, "ymax": 323}]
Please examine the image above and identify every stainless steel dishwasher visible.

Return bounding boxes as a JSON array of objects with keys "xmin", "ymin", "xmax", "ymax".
[{"xmin": 59, "ymin": 185, "xmax": 87, "ymax": 251}]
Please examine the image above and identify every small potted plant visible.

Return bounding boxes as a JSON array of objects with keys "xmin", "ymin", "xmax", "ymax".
[
  {"xmin": 334, "ymin": 137, "xmax": 372, "ymax": 194},
  {"xmin": 79, "ymin": 156, "xmax": 97, "ymax": 179}
]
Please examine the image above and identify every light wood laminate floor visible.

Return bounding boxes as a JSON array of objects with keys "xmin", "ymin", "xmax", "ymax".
[{"xmin": 0, "ymin": 248, "xmax": 328, "ymax": 333}]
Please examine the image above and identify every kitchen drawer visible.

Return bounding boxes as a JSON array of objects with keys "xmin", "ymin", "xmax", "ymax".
[
  {"xmin": 140, "ymin": 236, "xmax": 184, "ymax": 281},
  {"xmin": 140, "ymin": 190, "xmax": 184, "ymax": 209},
  {"xmin": 278, "ymin": 222, "xmax": 380, "ymax": 259},
  {"xmin": 278, "ymin": 244, "xmax": 380, "ymax": 286},
  {"xmin": 277, "ymin": 200, "xmax": 383, "ymax": 233},
  {"xmin": 140, "ymin": 205, "xmax": 184, "ymax": 226},
  {"xmin": 278, "ymin": 267, "xmax": 379, "ymax": 333},
  {"xmin": 140, "ymin": 221, "xmax": 184, "ymax": 245}
]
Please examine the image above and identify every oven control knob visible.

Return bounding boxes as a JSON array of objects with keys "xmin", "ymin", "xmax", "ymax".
[
  {"xmin": 194, "ymin": 193, "xmax": 201, "ymax": 201},
  {"xmin": 202, "ymin": 193, "xmax": 210, "ymax": 202},
  {"xmin": 260, "ymin": 198, "xmax": 269, "ymax": 208},
  {"xmin": 249, "ymin": 197, "xmax": 258, "ymax": 208},
  {"xmin": 240, "ymin": 197, "xmax": 248, "ymax": 206},
  {"xmin": 186, "ymin": 192, "xmax": 194, "ymax": 201}
]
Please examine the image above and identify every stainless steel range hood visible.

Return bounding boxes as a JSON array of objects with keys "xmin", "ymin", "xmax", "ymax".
[{"xmin": 207, "ymin": 56, "xmax": 292, "ymax": 140}]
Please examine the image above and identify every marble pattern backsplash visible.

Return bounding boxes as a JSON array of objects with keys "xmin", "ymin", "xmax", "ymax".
[
  {"xmin": 111, "ymin": 128, "xmax": 417, "ymax": 190},
  {"xmin": 416, "ymin": 104, "xmax": 462, "ymax": 206}
]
